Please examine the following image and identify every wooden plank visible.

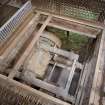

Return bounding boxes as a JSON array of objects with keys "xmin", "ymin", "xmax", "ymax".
[
  {"xmin": 35, "ymin": 9, "xmax": 105, "ymax": 29},
  {"xmin": 21, "ymin": 70, "xmax": 62, "ymax": 95},
  {"xmin": 0, "ymin": 74, "xmax": 71, "ymax": 105},
  {"xmin": 15, "ymin": 70, "xmax": 75, "ymax": 103},
  {"xmin": 50, "ymin": 61, "xmax": 83, "ymax": 70},
  {"xmin": 0, "ymin": 12, "xmax": 33, "ymax": 54},
  {"xmin": 89, "ymin": 28, "xmax": 105, "ymax": 105},
  {"xmin": 47, "ymin": 62, "xmax": 57, "ymax": 81},
  {"xmin": 75, "ymin": 58, "xmax": 95, "ymax": 105},
  {"xmin": 39, "ymin": 17, "xmax": 101, "ymax": 38},
  {"xmin": 0, "ymin": 12, "xmax": 39, "ymax": 59},
  {"xmin": 8, "ymin": 15, "xmax": 52, "ymax": 79},
  {"xmin": 8, "ymin": 69, "xmax": 75, "ymax": 103},
  {"xmin": 75, "ymin": 63, "xmax": 88, "ymax": 105},
  {"xmin": 57, "ymin": 59, "xmax": 77, "ymax": 102},
  {"xmin": 65, "ymin": 59, "xmax": 77, "ymax": 93},
  {"xmin": 50, "ymin": 61, "xmax": 72, "ymax": 69},
  {"xmin": 40, "ymin": 45, "xmax": 79, "ymax": 60}
]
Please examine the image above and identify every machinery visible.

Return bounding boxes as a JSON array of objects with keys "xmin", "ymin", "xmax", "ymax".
[{"xmin": 0, "ymin": 0, "xmax": 105, "ymax": 105}]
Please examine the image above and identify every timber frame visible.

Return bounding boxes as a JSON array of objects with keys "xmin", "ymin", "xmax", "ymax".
[{"xmin": 0, "ymin": 1, "xmax": 105, "ymax": 105}]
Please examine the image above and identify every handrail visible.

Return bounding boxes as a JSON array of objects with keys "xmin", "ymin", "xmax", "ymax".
[{"xmin": 0, "ymin": 1, "xmax": 32, "ymax": 44}]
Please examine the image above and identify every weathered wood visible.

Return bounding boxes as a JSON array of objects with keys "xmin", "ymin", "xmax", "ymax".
[
  {"xmin": 65, "ymin": 59, "xmax": 77, "ymax": 94},
  {"xmin": 47, "ymin": 62, "xmax": 57, "ymax": 81},
  {"xmin": 89, "ymin": 28, "xmax": 105, "ymax": 105},
  {"xmin": 8, "ymin": 14, "xmax": 52, "ymax": 79},
  {"xmin": 40, "ymin": 45, "xmax": 79, "ymax": 60},
  {"xmin": 39, "ymin": 17, "xmax": 101, "ymax": 38},
  {"xmin": 22, "ymin": 70, "xmax": 62, "ymax": 95},
  {"xmin": 0, "ymin": 12, "xmax": 33, "ymax": 55},
  {"xmin": 50, "ymin": 60, "xmax": 83, "ymax": 70},
  {"xmin": 0, "ymin": 12, "xmax": 39, "ymax": 59},
  {"xmin": 75, "ymin": 63, "xmax": 88, "ymax": 105},
  {"xmin": 0, "ymin": 74, "xmax": 71, "ymax": 105},
  {"xmin": 75, "ymin": 58, "xmax": 95, "ymax": 105},
  {"xmin": 18, "ymin": 70, "xmax": 75, "ymax": 103},
  {"xmin": 50, "ymin": 61, "xmax": 72, "ymax": 69},
  {"xmin": 35, "ymin": 9, "xmax": 105, "ymax": 29}
]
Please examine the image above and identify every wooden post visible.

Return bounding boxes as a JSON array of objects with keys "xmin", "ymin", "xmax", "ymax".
[{"xmin": 89, "ymin": 25, "xmax": 105, "ymax": 105}]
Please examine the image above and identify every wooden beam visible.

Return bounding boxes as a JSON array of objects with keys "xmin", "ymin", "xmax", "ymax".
[
  {"xmin": 22, "ymin": 70, "xmax": 62, "ymax": 95},
  {"xmin": 40, "ymin": 45, "xmax": 79, "ymax": 60},
  {"xmin": 65, "ymin": 59, "xmax": 77, "ymax": 94},
  {"xmin": 50, "ymin": 61, "xmax": 72, "ymax": 69},
  {"xmin": 35, "ymin": 9, "xmax": 105, "ymax": 29},
  {"xmin": 50, "ymin": 60, "xmax": 83, "ymax": 70},
  {"xmin": 89, "ymin": 28, "xmax": 105, "ymax": 105},
  {"xmin": 39, "ymin": 17, "xmax": 101, "ymax": 38},
  {"xmin": 0, "ymin": 74, "xmax": 71, "ymax": 105},
  {"xmin": 8, "ymin": 15, "xmax": 52, "ymax": 79},
  {"xmin": 21, "ymin": 73, "xmax": 75, "ymax": 103},
  {"xmin": 0, "ymin": 12, "xmax": 40, "ymax": 59}
]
